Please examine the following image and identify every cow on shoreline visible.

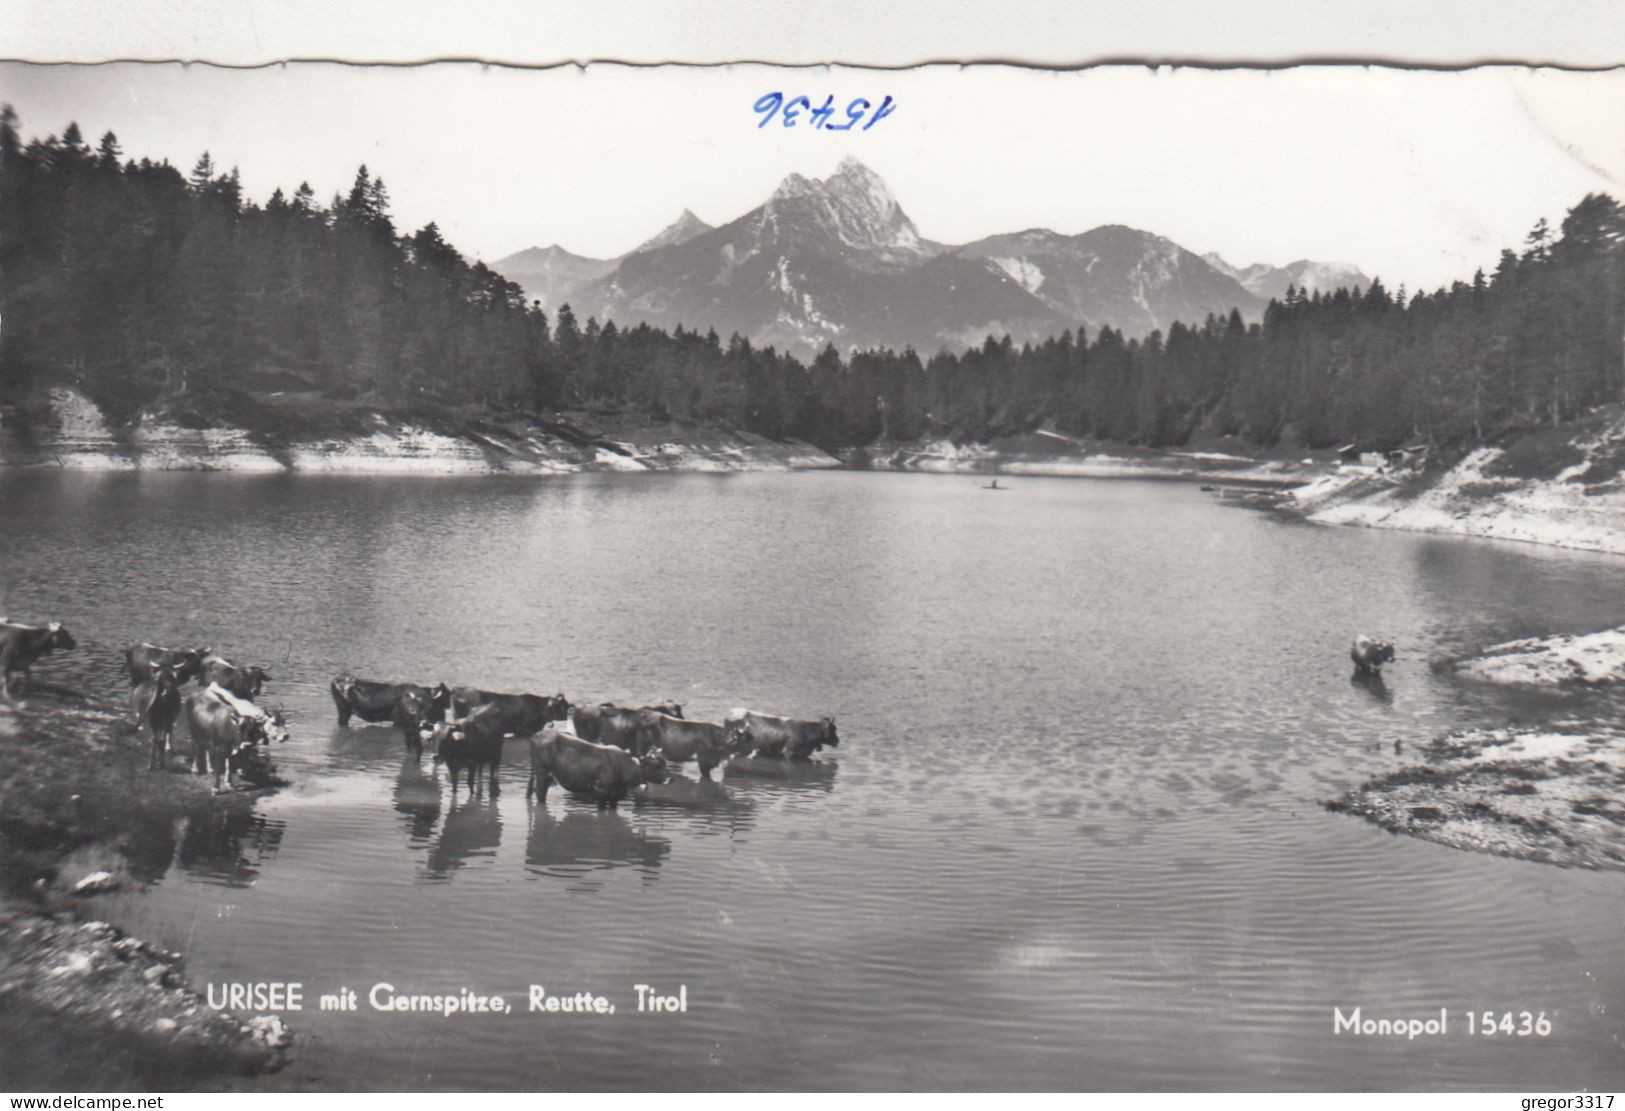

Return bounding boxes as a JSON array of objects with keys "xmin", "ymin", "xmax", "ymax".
[
  {"xmin": 132, "ymin": 663, "xmax": 183, "ymax": 770},
  {"xmin": 1, "ymin": 621, "xmax": 77, "ymax": 701},
  {"xmin": 186, "ymin": 687, "xmax": 276, "ymax": 791}
]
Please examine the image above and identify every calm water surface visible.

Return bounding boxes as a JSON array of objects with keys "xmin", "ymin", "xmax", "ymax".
[{"xmin": 3, "ymin": 470, "xmax": 1624, "ymax": 1091}]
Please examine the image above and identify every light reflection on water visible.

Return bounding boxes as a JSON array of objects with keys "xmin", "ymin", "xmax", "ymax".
[{"xmin": 3, "ymin": 469, "xmax": 1625, "ymax": 1090}]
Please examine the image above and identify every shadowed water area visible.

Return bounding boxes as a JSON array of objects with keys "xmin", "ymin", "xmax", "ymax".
[{"xmin": 3, "ymin": 469, "xmax": 1624, "ymax": 1091}]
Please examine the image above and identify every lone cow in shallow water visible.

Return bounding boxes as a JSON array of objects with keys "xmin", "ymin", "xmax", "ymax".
[
  {"xmin": 724, "ymin": 709, "xmax": 839, "ymax": 761},
  {"xmin": 1350, "ymin": 636, "xmax": 1397, "ymax": 676},
  {"xmin": 1, "ymin": 621, "xmax": 76, "ymax": 701},
  {"xmin": 527, "ymin": 727, "xmax": 670, "ymax": 808}
]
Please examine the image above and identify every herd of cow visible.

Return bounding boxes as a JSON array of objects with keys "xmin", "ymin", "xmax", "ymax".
[{"xmin": 0, "ymin": 618, "xmax": 840, "ymax": 806}]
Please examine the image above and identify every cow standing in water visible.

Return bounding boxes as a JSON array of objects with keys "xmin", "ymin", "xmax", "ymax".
[
  {"xmin": 185, "ymin": 688, "xmax": 273, "ymax": 791},
  {"xmin": 1350, "ymin": 636, "xmax": 1396, "ymax": 676},
  {"xmin": 330, "ymin": 675, "xmax": 451, "ymax": 754},
  {"xmin": 421, "ymin": 704, "xmax": 508, "ymax": 793},
  {"xmin": 449, "ymin": 687, "xmax": 570, "ymax": 734},
  {"xmin": 132, "ymin": 663, "xmax": 183, "ymax": 770},
  {"xmin": 527, "ymin": 727, "xmax": 670, "ymax": 809},
  {"xmin": 632, "ymin": 713, "xmax": 732, "ymax": 777},
  {"xmin": 1, "ymin": 621, "xmax": 77, "ymax": 701},
  {"xmin": 570, "ymin": 701, "xmax": 683, "ymax": 742},
  {"xmin": 724, "ymin": 709, "xmax": 840, "ymax": 761}
]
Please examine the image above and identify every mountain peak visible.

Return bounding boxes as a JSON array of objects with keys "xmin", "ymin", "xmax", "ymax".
[
  {"xmin": 632, "ymin": 208, "xmax": 714, "ymax": 255},
  {"xmin": 771, "ymin": 171, "xmax": 821, "ymax": 202}
]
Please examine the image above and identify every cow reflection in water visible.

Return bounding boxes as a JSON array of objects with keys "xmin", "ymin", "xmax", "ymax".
[
  {"xmin": 120, "ymin": 812, "xmax": 181, "ymax": 885},
  {"xmin": 1350, "ymin": 668, "xmax": 1394, "ymax": 705},
  {"xmin": 722, "ymin": 756, "xmax": 839, "ymax": 795},
  {"xmin": 393, "ymin": 754, "xmax": 444, "ymax": 846},
  {"xmin": 175, "ymin": 807, "xmax": 286, "ymax": 887},
  {"xmin": 424, "ymin": 793, "xmax": 502, "ymax": 879},
  {"xmin": 524, "ymin": 806, "xmax": 670, "ymax": 885}
]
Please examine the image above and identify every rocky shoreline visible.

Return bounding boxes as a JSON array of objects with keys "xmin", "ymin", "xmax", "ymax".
[{"xmin": 1327, "ymin": 727, "xmax": 1625, "ymax": 871}]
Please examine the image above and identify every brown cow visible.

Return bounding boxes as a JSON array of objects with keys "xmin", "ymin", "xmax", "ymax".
[
  {"xmin": 185, "ymin": 688, "xmax": 270, "ymax": 791},
  {"xmin": 197, "ymin": 653, "xmax": 271, "ymax": 700},
  {"xmin": 1, "ymin": 621, "xmax": 76, "ymax": 700},
  {"xmin": 131, "ymin": 663, "xmax": 183, "ymax": 770},
  {"xmin": 633, "ymin": 713, "xmax": 732, "ymax": 777},
  {"xmin": 570, "ymin": 700, "xmax": 683, "ymax": 743},
  {"xmin": 449, "ymin": 687, "xmax": 570, "ymax": 735},
  {"xmin": 526, "ymin": 727, "xmax": 670, "ymax": 809},
  {"xmin": 724, "ymin": 708, "xmax": 839, "ymax": 761}
]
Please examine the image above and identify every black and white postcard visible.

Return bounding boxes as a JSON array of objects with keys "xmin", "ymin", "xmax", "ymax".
[{"xmin": 1, "ymin": 56, "xmax": 1623, "ymax": 1094}]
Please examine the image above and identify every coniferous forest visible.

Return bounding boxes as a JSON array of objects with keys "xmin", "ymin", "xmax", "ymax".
[{"xmin": 4, "ymin": 110, "xmax": 1623, "ymax": 453}]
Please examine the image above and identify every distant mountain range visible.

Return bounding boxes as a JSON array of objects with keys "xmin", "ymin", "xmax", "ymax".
[{"xmin": 492, "ymin": 157, "xmax": 1370, "ymax": 357}]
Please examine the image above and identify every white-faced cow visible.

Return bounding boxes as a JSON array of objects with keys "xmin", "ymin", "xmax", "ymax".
[
  {"xmin": 185, "ymin": 688, "xmax": 274, "ymax": 791},
  {"xmin": 204, "ymin": 682, "xmax": 289, "ymax": 745},
  {"xmin": 1350, "ymin": 636, "xmax": 1397, "ymax": 675}
]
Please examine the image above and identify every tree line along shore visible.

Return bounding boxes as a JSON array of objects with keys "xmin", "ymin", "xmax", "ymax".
[{"xmin": 3, "ymin": 109, "xmax": 1622, "ymax": 466}]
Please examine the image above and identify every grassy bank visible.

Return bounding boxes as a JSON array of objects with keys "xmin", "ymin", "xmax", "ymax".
[{"xmin": 0, "ymin": 687, "xmax": 290, "ymax": 1090}]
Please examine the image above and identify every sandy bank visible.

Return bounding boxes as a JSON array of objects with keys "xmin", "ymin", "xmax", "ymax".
[
  {"xmin": 1454, "ymin": 626, "xmax": 1625, "ymax": 686},
  {"xmin": 851, "ymin": 430, "xmax": 1324, "ymax": 486},
  {"xmin": 0, "ymin": 388, "xmax": 841, "ymax": 476},
  {"xmin": 1291, "ymin": 412, "xmax": 1625, "ymax": 557}
]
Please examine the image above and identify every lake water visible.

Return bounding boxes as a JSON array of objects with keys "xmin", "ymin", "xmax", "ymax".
[{"xmin": 3, "ymin": 469, "xmax": 1625, "ymax": 1091}]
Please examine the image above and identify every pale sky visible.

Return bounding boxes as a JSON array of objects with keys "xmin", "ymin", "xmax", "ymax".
[{"xmin": 5, "ymin": 62, "xmax": 1622, "ymax": 291}]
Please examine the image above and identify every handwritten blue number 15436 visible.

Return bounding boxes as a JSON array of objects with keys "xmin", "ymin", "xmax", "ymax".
[{"xmin": 754, "ymin": 94, "xmax": 896, "ymax": 131}]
